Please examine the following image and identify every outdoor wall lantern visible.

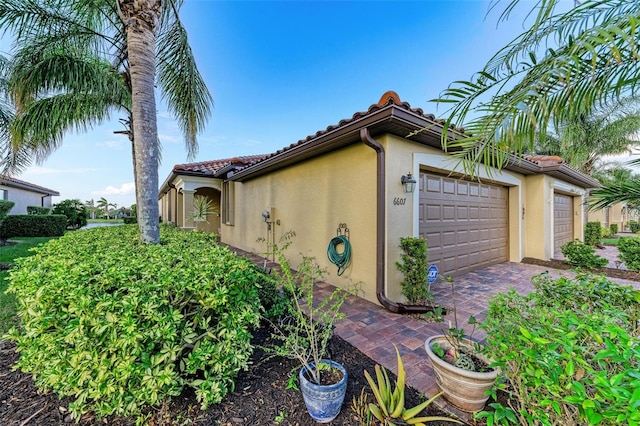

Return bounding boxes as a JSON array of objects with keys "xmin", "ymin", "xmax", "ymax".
[{"xmin": 401, "ymin": 172, "xmax": 416, "ymax": 194}]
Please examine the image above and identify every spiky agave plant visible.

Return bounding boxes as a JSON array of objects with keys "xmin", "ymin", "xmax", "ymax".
[{"xmin": 363, "ymin": 345, "xmax": 462, "ymax": 426}]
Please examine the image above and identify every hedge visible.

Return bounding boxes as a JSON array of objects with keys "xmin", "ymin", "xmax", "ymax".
[
  {"xmin": 6, "ymin": 224, "xmax": 266, "ymax": 419},
  {"xmin": 0, "ymin": 214, "xmax": 66, "ymax": 237}
]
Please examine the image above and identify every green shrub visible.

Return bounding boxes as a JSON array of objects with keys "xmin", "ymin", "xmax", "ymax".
[
  {"xmin": 617, "ymin": 237, "xmax": 640, "ymax": 272},
  {"xmin": 253, "ymin": 265, "xmax": 291, "ymax": 322},
  {"xmin": 395, "ymin": 237, "xmax": 431, "ymax": 305},
  {"xmin": 560, "ymin": 239, "xmax": 608, "ymax": 269},
  {"xmin": 5, "ymin": 225, "xmax": 263, "ymax": 419},
  {"xmin": 52, "ymin": 199, "xmax": 88, "ymax": 229},
  {"xmin": 123, "ymin": 216, "xmax": 137, "ymax": 224},
  {"xmin": 601, "ymin": 226, "xmax": 612, "ymax": 238},
  {"xmin": 610, "ymin": 223, "xmax": 618, "ymax": 235},
  {"xmin": 27, "ymin": 206, "xmax": 51, "ymax": 215},
  {"xmin": 482, "ymin": 273, "xmax": 640, "ymax": 426},
  {"xmin": 0, "ymin": 214, "xmax": 66, "ymax": 237},
  {"xmin": 630, "ymin": 220, "xmax": 640, "ymax": 233},
  {"xmin": 584, "ymin": 221, "xmax": 602, "ymax": 246}
]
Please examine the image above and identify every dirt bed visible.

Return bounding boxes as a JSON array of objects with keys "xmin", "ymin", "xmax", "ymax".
[{"xmin": 0, "ymin": 326, "xmax": 459, "ymax": 426}]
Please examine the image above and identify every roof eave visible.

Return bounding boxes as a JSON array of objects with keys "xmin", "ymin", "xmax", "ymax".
[
  {"xmin": 0, "ymin": 179, "xmax": 60, "ymax": 196},
  {"xmin": 230, "ymin": 105, "xmax": 454, "ymax": 182}
]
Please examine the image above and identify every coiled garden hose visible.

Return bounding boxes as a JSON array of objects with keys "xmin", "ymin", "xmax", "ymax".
[{"xmin": 327, "ymin": 235, "xmax": 351, "ymax": 276}]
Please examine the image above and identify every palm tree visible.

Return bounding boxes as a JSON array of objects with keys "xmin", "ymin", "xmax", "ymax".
[
  {"xmin": 84, "ymin": 199, "xmax": 96, "ymax": 219},
  {"xmin": 432, "ymin": 0, "xmax": 640, "ymax": 176},
  {"xmin": 590, "ymin": 163, "xmax": 640, "ymax": 211},
  {"xmin": 0, "ymin": 0, "xmax": 213, "ymax": 243},
  {"xmin": 96, "ymin": 197, "xmax": 112, "ymax": 219},
  {"xmin": 530, "ymin": 103, "xmax": 640, "ymax": 176}
]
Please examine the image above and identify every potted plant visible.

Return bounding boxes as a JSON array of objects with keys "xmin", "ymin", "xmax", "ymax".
[
  {"xmin": 191, "ymin": 195, "xmax": 215, "ymax": 231},
  {"xmin": 424, "ymin": 275, "xmax": 500, "ymax": 413},
  {"xmin": 266, "ymin": 231, "xmax": 354, "ymax": 423}
]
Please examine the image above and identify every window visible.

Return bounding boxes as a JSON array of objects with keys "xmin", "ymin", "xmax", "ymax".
[
  {"xmin": 0, "ymin": 189, "xmax": 8, "ymax": 201},
  {"xmin": 221, "ymin": 181, "xmax": 234, "ymax": 225}
]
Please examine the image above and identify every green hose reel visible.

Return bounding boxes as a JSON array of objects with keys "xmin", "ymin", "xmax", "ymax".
[{"xmin": 327, "ymin": 224, "xmax": 351, "ymax": 276}]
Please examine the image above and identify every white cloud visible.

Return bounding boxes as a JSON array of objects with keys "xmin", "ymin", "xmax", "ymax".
[
  {"xmin": 93, "ymin": 182, "xmax": 136, "ymax": 196},
  {"xmin": 98, "ymin": 140, "xmax": 126, "ymax": 149},
  {"xmin": 159, "ymin": 132, "xmax": 182, "ymax": 144}
]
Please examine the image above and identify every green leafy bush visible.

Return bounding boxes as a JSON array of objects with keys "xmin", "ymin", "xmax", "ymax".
[
  {"xmin": 27, "ymin": 206, "xmax": 51, "ymax": 215},
  {"xmin": 52, "ymin": 199, "xmax": 88, "ymax": 229},
  {"xmin": 123, "ymin": 216, "xmax": 137, "ymax": 224},
  {"xmin": 610, "ymin": 223, "xmax": 618, "ymax": 235},
  {"xmin": 584, "ymin": 221, "xmax": 601, "ymax": 246},
  {"xmin": 601, "ymin": 226, "xmax": 612, "ymax": 238},
  {"xmin": 5, "ymin": 225, "xmax": 263, "ymax": 419},
  {"xmin": 617, "ymin": 237, "xmax": 640, "ymax": 272},
  {"xmin": 0, "ymin": 214, "xmax": 66, "ymax": 237},
  {"xmin": 395, "ymin": 237, "xmax": 431, "ymax": 305},
  {"xmin": 629, "ymin": 220, "xmax": 640, "ymax": 233},
  {"xmin": 560, "ymin": 239, "xmax": 608, "ymax": 269},
  {"xmin": 482, "ymin": 273, "xmax": 640, "ymax": 425}
]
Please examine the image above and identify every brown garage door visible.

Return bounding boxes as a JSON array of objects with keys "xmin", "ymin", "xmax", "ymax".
[
  {"xmin": 554, "ymin": 192, "xmax": 574, "ymax": 255},
  {"xmin": 419, "ymin": 172, "xmax": 509, "ymax": 276}
]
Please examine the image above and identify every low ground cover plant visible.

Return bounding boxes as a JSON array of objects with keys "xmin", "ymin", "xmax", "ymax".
[
  {"xmin": 481, "ymin": 272, "xmax": 640, "ymax": 425},
  {"xmin": 5, "ymin": 225, "xmax": 266, "ymax": 420},
  {"xmin": 560, "ymin": 239, "xmax": 608, "ymax": 269}
]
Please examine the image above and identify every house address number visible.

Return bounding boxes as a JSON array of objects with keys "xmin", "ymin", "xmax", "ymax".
[{"xmin": 393, "ymin": 197, "xmax": 407, "ymax": 206}]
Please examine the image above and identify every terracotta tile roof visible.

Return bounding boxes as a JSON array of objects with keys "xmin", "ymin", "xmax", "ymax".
[
  {"xmin": 173, "ymin": 154, "xmax": 269, "ymax": 175},
  {"xmin": 258, "ymin": 90, "xmax": 463, "ymax": 162},
  {"xmin": 0, "ymin": 175, "xmax": 60, "ymax": 196},
  {"xmin": 523, "ymin": 154, "xmax": 564, "ymax": 166}
]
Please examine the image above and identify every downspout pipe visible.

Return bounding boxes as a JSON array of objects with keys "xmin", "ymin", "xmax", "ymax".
[{"xmin": 360, "ymin": 128, "xmax": 442, "ymax": 315}]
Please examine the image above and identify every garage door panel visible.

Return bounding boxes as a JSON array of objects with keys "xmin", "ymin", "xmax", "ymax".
[{"xmin": 419, "ymin": 172, "xmax": 509, "ymax": 276}]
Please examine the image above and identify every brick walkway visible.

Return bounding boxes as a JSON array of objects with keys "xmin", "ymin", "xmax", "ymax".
[{"xmin": 229, "ymin": 246, "xmax": 640, "ymax": 422}]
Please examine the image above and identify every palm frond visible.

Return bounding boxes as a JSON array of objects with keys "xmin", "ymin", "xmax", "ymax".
[
  {"xmin": 434, "ymin": 0, "xmax": 640, "ymax": 174},
  {"xmin": 156, "ymin": 11, "xmax": 213, "ymax": 160},
  {"xmin": 589, "ymin": 180, "xmax": 640, "ymax": 210}
]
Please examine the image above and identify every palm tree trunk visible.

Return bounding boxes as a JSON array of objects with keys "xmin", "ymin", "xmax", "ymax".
[{"xmin": 118, "ymin": 0, "xmax": 161, "ymax": 244}]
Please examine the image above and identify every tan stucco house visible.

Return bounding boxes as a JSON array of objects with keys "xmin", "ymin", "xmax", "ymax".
[
  {"xmin": 0, "ymin": 175, "xmax": 60, "ymax": 214},
  {"xmin": 589, "ymin": 202, "xmax": 638, "ymax": 232},
  {"xmin": 159, "ymin": 91, "xmax": 598, "ymax": 310}
]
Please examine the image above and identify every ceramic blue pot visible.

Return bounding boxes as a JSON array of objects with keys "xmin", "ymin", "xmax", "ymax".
[{"xmin": 299, "ymin": 359, "xmax": 347, "ymax": 423}]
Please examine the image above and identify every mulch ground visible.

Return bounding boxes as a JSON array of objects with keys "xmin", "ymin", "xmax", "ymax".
[
  {"xmin": 521, "ymin": 256, "xmax": 640, "ymax": 282},
  {"xmin": 0, "ymin": 325, "xmax": 460, "ymax": 426}
]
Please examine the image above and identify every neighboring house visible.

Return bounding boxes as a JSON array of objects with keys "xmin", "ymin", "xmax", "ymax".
[
  {"xmin": 590, "ymin": 202, "xmax": 639, "ymax": 232},
  {"xmin": 0, "ymin": 176, "xmax": 60, "ymax": 214},
  {"xmin": 159, "ymin": 91, "xmax": 598, "ymax": 309}
]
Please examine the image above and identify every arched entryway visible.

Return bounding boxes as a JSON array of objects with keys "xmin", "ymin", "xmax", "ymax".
[{"xmin": 194, "ymin": 187, "xmax": 222, "ymax": 236}]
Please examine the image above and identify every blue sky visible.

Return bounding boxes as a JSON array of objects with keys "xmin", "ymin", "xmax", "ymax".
[{"xmin": 12, "ymin": 0, "xmax": 538, "ymax": 208}]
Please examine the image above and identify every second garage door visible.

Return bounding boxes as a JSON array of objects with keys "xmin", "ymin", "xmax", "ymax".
[
  {"xmin": 554, "ymin": 192, "xmax": 574, "ymax": 256},
  {"xmin": 419, "ymin": 172, "xmax": 509, "ymax": 276}
]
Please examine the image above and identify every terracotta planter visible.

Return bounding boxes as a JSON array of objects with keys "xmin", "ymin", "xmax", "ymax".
[
  {"xmin": 425, "ymin": 335, "xmax": 499, "ymax": 413},
  {"xmin": 299, "ymin": 360, "xmax": 347, "ymax": 423}
]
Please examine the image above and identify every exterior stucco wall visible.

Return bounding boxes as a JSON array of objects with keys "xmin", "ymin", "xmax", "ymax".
[
  {"xmin": 590, "ymin": 203, "xmax": 636, "ymax": 231},
  {"xmin": 0, "ymin": 185, "xmax": 54, "ymax": 214},
  {"xmin": 221, "ymin": 144, "xmax": 379, "ymax": 304},
  {"xmin": 523, "ymin": 175, "xmax": 549, "ymax": 259},
  {"xmin": 523, "ymin": 175, "xmax": 586, "ymax": 259}
]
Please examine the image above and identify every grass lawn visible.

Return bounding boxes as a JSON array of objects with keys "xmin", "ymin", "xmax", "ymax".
[
  {"xmin": 602, "ymin": 237, "xmax": 620, "ymax": 246},
  {"xmin": 0, "ymin": 237, "xmax": 57, "ymax": 336}
]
